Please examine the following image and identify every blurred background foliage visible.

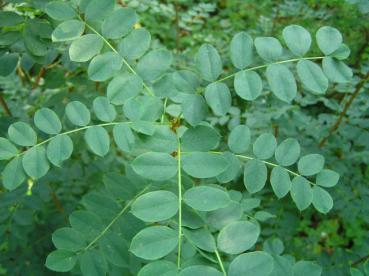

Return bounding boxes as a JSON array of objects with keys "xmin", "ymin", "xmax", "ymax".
[{"xmin": 0, "ymin": 0, "xmax": 368, "ymax": 275}]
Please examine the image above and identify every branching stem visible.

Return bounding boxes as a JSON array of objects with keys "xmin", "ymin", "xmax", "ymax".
[{"xmin": 81, "ymin": 19, "xmax": 154, "ymax": 96}]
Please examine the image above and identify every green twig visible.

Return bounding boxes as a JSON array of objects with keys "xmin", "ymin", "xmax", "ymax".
[
  {"xmin": 215, "ymin": 249, "xmax": 227, "ymax": 276},
  {"xmin": 82, "ymin": 185, "xmax": 151, "ymax": 252},
  {"xmin": 215, "ymin": 56, "xmax": 324, "ymax": 83},
  {"xmin": 177, "ymin": 140, "xmax": 183, "ymax": 269}
]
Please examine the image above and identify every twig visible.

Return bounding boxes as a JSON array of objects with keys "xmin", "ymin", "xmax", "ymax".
[
  {"xmin": 0, "ymin": 91, "xmax": 12, "ymax": 116},
  {"xmin": 352, "ymin": 254, "xmax": 369, "ymax": 266},
  {"xmin": 319, "ymin": 71, "xmax": 369, "ymax": 147},
  {"xmin": 32, "ymin": 67, "xmax": 46, "ymax": 89}
]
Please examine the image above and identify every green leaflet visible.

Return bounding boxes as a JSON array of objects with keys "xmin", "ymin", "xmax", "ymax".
[
  {"xmin": 228, "ymin": 251, "xmax": 274, "ymax": 276},
  {"xmin": 316, "ymin": 26, "xmax": 342, "ymax": 55},
  {"xmin": 216, "ymin": 152, "xmax": 241, "ymax": 183},
  {"xmin": 152, "ymin": 73, "xmax": 178, "ymax": 98},
  {"xmin": 0, "ymin": 137, "xmax": 18, "ymax": 160},
  {"xmin": 99, "ymin": 233, "xmax": 129, "ymax": 268},
  {"xmin": 298, "ymin": 154, "xmax": 325, "ymax": 176},
  {"xmin": 204, "ymin": 82, "xmax": 231, "ymax": 116},
  {"xmin": 123, "ymin": 95, "xmax": 163, "ymax": 122},
  {"xmin": 253, "ymin": 133, "xmax": 277, "ymax": 160},
  {"xmin": 230, "ymin": 32, "xmax": 254, "ymax": 69},
  {"xmin": 84, "ymin": 126, "xmax": 110, "ymax": 157},
  {"xmin": 270, "ymin": 166, "xmax": 292, "ymax": 198},
  {"xmin": 312, "ymin": 186, "xmax": 333, "ymax": 214},
  {"xmin": 217, "ymin": 221, "xmax": 260, "ymax": 254},
  {"xmin": 45, "ymin": 250, "xmax": 77, "ymax": 272},
  {"xmin": 92, "ymin": 96, "xmax": 116, "ymax": 122},
  {"xmin": 82, "ymin": 192, "xmax": 120, "ymax": 219},
  {"xmin": 297, "ymin": 60, "xmax": 328, "ymax": 95},
  {"xmin": 88, "ymin": 52, "xmax": 123, "ymax": 81},
  {"xmin": 80, "ymin": 250, "xmax": 108, "ymax": 276},
  {"xmin": 103, "ymin": 172, "xmax": 136, "ymax": 200},
  {"xmin": 234, "ymin": 71, "xmax": 263, "ymax": 101},
  {"xmin": 2, "ymin": 156, "xmax": 25, "ymax": 190},
  {"xmin": 292, "ymin": 261, "xmax": 322, "ymax": 276},
  {"xmin": 183, "ymin": 185, "xmax": 230, "ymax": 211},
  {"xmin": 34, "ymin": 108, "xmax": 62, "ymax": 135},
  {"xmin": 132, "ymin": 152, "xmax": 177, "ymax": 181},
  {"xmin": 275, "ymin": 138, "xmax": 300, "ymax": 166},
  {"xmin": 182, "ymin": 124, "xmax": 220, "ymax": 152},
  {"xmin": 69, "ymin": 210, "xmax": 104, "ymax": 240},
  {"xmin": 316, "ymin": 169, "xmax": 340, "ymax": 188},
  {"xmin": 331, "ymin": 44, "xmax": 350, "ymax": 60},
  {"xmin": 130, "ymin": 226, "xmax": 177, "ymax": 260},
  {"xmin": 0, "ymin": 11, "xmax": 23, "ymax": 27},
  {"xmin": 282, "ymin": 25, "xmax": 311, "ymax": 56},
  {"xmin": 322, "ymin": 57, "xmax": 353, "ymax": 83},
  {"xmin": 46, "ymin": 135, "xmax": 73, "ymax": 167},
  {"xmin": 179, "ymin": 265, "xmax": 223, "ymax": 276},
  {"xmin": 263, "ymin": 238, "xmax": 284, "ymax": 255},
  {"xmin": 52, "ymin": 227, "xmax": 86, "ymax": 252},
  {"xmin": 228, "ymin": 125, "xmax": 251, "ymax": 154},
  {"xmin": 181, "ymin": 94, "xmax": 208, "ymax": 126},
  {"xmin": 107, "ymin": 74, "xmax": 143, "ymax": 105},
  {"xmin": 183, "ymin": 228, "xmax": 216, "ymax": 252},
  {"xmin": 254, "ymin": 37, "xmax": 282, "ymax": 61},
  {"xmin": 243, "ymin": 159, "xmax": 267, "ymax": 194},
  {"xmin": 138, "ymin": 260, "xmax": 177, "ymax": 276},
  {"xmin": 22, "ymin": 146, "xmax": 50, "ymax": 179},
  {"xmin": 45, "ymin": 1, "xmax": 76, "ymax": 21},
  {"xmin": 8, "ymin": 122, "xmax": 37, "ymax": 147},
  {"xmin": 138, "ymin": 126, "xmax": 177, "ymax": 153},
  {"xmin": 182, "ymin": 152, "xmax": 229, "ymax": 178},
  {"xmin": 85, "ymin": 0, "xmax": 114, "ymax": 21},
  {"xmin": 266, "ymin": 64, "xmax": 297, "ymax": 103},
  {"xmin": 131, "ymin": 190, "xmax": 178, "ymax": 222},
  {"xmin": 69, "ymin": 34, "xmax": 103, "ymax": 62},
  {"xmin": 52, "ymin": 20, "xmax": 85, "ymax": 42},
  {"xmin": 207, "ymin": 201, "xmax": 243, "ymax": 230},
  {"xmin": 290, "ymin": 176, "xmax": 313, "ymax": 211},
  {"xmin": 118, "ymin": 28, "xmax": 151, "ymax": 60},
  {"xmin": 65, "ymin": 101, "xmax": 91, "ymax": 126},
  {"xmin": 0, "ymin": 53, "xmax": 18, "ymax": 76},
  {"xmin": 196, "ymin": 44, "xmax": 223, "ymax": 82},
  {"xmin": 102, "ymin": 8, "xmax": 137, "ymax": 39},
  {"xmin": 136, "ymin": 49, "xmax": 172, "ymax": 82},
  {"xmin": 113, "ymin": 123, "xmax": 135, "ymax": 152},
  {"xmin": 173, "ymin": 70, "xmax": 200, "ymax": 93}
]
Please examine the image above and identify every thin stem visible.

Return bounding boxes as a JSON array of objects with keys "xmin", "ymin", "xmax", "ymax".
[
  {"xmin": 177, "ymin": 140, "xmax": 183, "ymax": 269},
  {"xmin": 161, "ymin": 97, "xmax": 168, "ymax": 124},
  {"xmin": 82, "ymin": 20, "xmax": 154, "ymax": 96},
  {"xmin": 207, "ymin": 151, "xmax": 315, "ymax": 185},
  {"xmin": 0, "ymin": 92, "xmax": 12, "ymax": 116},
  {"xmin": 215, "ymin": 56, "xmax": 324, "ymax": 83},
  {"xmin": 215, "ymin": 249, "xmax": 227, "ymax": 276},
  {"xmin": 82, "ymin": 185, "xmax": 151, "ymax": 252},
  {"xmin": 319, "ymin": 70, "xmax": 369, "ymax": 147},
  {"xmin": 16, "ymin": 122, "xmax": 122, "ymax": 157}
]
